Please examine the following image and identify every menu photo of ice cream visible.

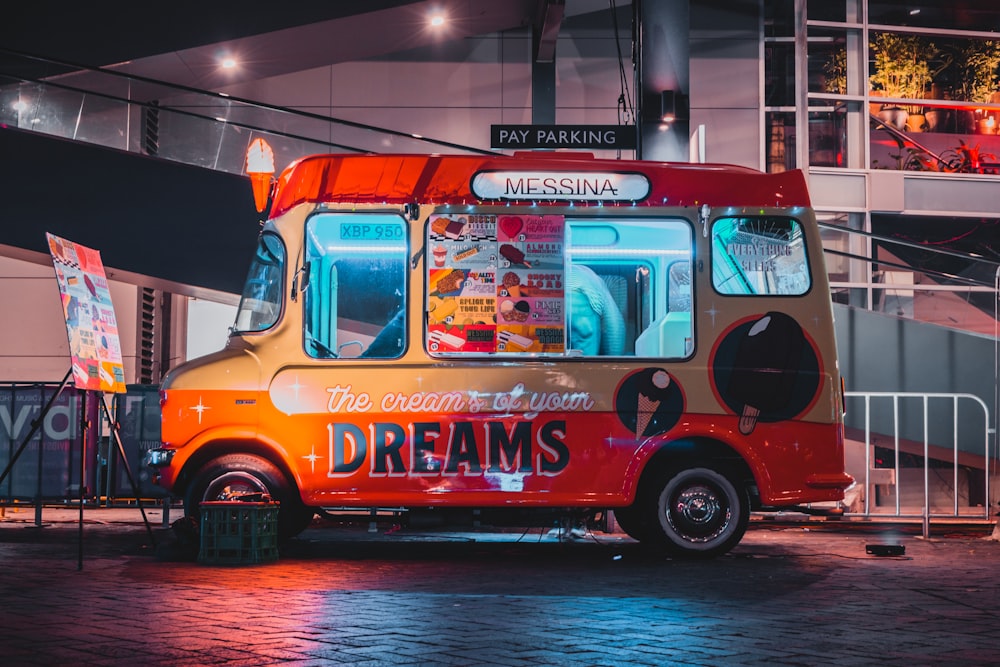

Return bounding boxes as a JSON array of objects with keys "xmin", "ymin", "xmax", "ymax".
[
  {"xmin": 497, "ymin": 294, "xmax": 563, "ymax": 325},
  {"xmin": 710, "ymin": 311, "xmax": 821, "ymax": 435},
  {"xmin": 427, "ymin": 265, "xmax": 497, "ymax": 351},
  {"xmin": 497, "ymin": 215, "xmax": 564, "ymax": 269},
  {"xmin": 497, "ymin": 240, "xmax": 566, "ymax": 272},
  {"xmin": 428, "ymin": 323, "xmax": 496, "ymax": 353},
  {"xmin": 495, "ymin": 324, "xmax": 565, "ymax": 353},
  {"xmin": 429, "ymin": 215, "xmax": 470, "ymax": 241},
  {"xmin": 427, "ymin": 299, "xmax": 498, "ymax": 352}
]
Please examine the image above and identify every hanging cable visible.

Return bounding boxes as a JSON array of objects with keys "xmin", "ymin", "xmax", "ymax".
[{"xmin": 610, "ymin": 0, "xmax": 635, "ymax": 126}]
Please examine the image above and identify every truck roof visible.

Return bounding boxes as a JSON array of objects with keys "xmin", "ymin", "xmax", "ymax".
[{"xmin": 268, "ymin": 152, "xmax": 811, "ymax": 219}]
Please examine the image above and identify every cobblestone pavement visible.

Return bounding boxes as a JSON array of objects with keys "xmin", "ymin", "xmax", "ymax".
[{"xmin": 2, "ymin": 506, "xmax": 999, "ymax": 666}]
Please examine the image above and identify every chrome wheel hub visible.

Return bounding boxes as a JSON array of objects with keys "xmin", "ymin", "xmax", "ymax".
[
  {"xmin": 675, "ymin": 485, "xmax": 721, "ymax": 525},
  {"xmin": 666, "ymin": 482, "xmax": 732, "ymax": 543}
]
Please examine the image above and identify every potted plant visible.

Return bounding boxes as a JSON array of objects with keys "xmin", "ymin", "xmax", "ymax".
[
  {"xmin": 823, "ymin": 48, "xmax": 847, "ymax": 96},
  {"xmin": 944, "ymin": 39, "xmax": 1000, "ymax": 133},
  {"xmin": 903, "ymin": 140, "xmax": 997, "ymax": 174},
  {"xmin": 869, "ymin": 32, "xmax": 936, "ymax": 130}
]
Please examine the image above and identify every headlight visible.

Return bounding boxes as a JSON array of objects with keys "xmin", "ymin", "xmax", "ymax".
[{"xmin": 144, "ymin": 448, "xmax": 175, "ymax": 467}]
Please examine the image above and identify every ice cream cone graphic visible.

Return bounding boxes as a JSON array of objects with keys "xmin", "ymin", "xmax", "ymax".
[
  {"xmin": 636, "ymin": 393, "xmax": 656, "ymax": 437},
  {"xmin": 635, "ymin": 370, "xmax": 671, "ymax": 436},
  {"xmin": 615, "ymin": 367, "xmax": 683, "ymax": 439}
]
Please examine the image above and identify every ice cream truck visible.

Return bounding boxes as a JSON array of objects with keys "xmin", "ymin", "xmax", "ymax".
[{"xmin": 146, "ymin": 150, "xmax": 854, "ymax": 557}]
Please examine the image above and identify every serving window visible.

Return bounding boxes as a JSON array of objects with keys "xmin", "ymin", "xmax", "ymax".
[{"xmin": 424, "ymin": 213, "xmax": 694, "ymax": 359}]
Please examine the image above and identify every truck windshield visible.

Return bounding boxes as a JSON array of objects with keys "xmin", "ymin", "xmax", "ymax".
[
  {"xmin": 302, "ymin": 213, "xmax": 408, "ymax": 359},
  {"xmin": 233, "ymin": 232, "xmax": 285, "ymax": 333}
]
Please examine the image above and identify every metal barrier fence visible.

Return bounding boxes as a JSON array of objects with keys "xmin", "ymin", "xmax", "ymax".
[
  {"xmin": 0, "ymin": 382, "xmax": 166, "ymax": 525},
  {"xmin": 844, "ymin": 391, "xmax": 995, "ymax": 536},
  {"xmin": 0, "ymin": 382, "xmax": 87, "ymax": 500}
]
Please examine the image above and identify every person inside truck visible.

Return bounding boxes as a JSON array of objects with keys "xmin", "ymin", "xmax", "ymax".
[
  {"xmin": 568, "ymin": 264, "xmax": 626, "ymax": 356},
  {"xmin": 361, "ymin": 308, "xmax": 405, "ymax": 358}
]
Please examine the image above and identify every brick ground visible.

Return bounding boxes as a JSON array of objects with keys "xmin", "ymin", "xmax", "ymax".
[{"xmin": 2, "ymin": 506, "xmax": 999, "ymax": 666}]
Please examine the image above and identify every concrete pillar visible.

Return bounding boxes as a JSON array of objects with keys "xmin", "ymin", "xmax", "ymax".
[
  {"xmin": 532, "ymin": 22, "xmax": 557, "ymax": 125},
  {"xmin": 637, "ymin": 0, "xmax": 689, "ymax": 161},
  {"xmin": 687, "ymin": 0, "xmax": 763, "ymax": 169}
]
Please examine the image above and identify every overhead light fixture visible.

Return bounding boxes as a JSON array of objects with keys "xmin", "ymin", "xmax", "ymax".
[
  {"xmin": 660, "ymin": 91, "xmax": 677, "ymax": 123},
  {"xmin": 909, "ymin": 9, "xmax": 921, "ymax": 16},
  {"xmin": 429, "ymin": 13, "xmax": 445, "ymax": 27},
  {"xmin": 221, "ymin": 57, "xmax": 237, "ymax": 69},
  {"xmin": 641, "ymin": 90, "xmax": 688, "ymax": 124}
]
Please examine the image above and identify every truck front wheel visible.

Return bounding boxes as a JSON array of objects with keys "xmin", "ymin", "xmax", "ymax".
[
  {"xmin": 185, "ymin": 453, "xmax": 314, "ymax": 541},
  {"xmin": 641, "ymin": 464, "xmax": 749, "ymax": 558}
]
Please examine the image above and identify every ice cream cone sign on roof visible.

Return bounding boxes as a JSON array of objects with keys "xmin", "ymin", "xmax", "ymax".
[{"xmin": 245, "ymin": 138, "xmax": 275, "ymax": 213}]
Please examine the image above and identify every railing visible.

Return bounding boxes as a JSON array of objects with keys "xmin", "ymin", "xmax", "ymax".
[
  {"xmin": 844, "ymin": 391, "xmax": 995, "ymax": 537},
  {"xmin": 0, "ymin": 48, "xmax": 495, "ymax": 179},
  {"xmin": 820, "ymin": 221, "xmax": 1000, "ymax": 339}
]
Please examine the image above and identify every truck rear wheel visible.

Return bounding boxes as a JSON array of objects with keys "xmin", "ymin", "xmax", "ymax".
[
  {"xmin": 611, "ymin": 505, "xmax": 650, "ymax": 542},
  {"xmin": 185, "ymin": 454, "xmax": 314, "ymax": 541},
  {"xmin": 641, "ymin": 464, "xmax": 749, "ymax": 558}
]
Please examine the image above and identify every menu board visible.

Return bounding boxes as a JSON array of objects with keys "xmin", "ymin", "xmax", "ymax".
[
  {"xmin": 47, "ymin": 233, "xmax": 127, "ymax": 393},
  {"xmin": 426, "ymin": 213, "xmax": 565, "ymax": 354}
]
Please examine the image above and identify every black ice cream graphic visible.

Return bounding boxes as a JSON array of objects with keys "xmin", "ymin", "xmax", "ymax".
[
  {"xmin": 724, "ymin": 312, "xmax": 807, "ymax": 435},
  {"xmin": 615, "ymin": 367, "xmax": 684, "ymax": 438}
]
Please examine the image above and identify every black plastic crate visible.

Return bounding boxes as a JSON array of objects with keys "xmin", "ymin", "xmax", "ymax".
[{"xmin": 198, "ymin": 501, "xmax": 279, "ymax": 565}]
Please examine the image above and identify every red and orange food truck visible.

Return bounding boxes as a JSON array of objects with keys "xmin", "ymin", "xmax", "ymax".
[{"xmin": 146, "ymin": 150, "xmax": 854, "ymax": 557}]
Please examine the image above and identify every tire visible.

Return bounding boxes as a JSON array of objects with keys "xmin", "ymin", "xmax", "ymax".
[
  {"xmin": 611, "ymin": 505, "xmax": 650, "ymax": 542},
  {"xmin": 184, "ymin": 453, "xmax": 314, "ymax": 541},
  {"xmin": 640, "ymin": 465, "xmax": 749, "ymax": 559}
]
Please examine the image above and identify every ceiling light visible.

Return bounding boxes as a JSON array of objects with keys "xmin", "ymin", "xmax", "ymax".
[
  {"xmin": 221, "ymin": 57, "xmax": 237, "ymax": 69},
  {"xmin": 429, "ymin": 13, "xmax": 445, "ymax": 27},
  {"xmin": 909, "ymin": 8, "xmax": 920, "ymax": 15}
]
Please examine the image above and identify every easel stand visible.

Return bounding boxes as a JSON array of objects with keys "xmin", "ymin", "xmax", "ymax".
[{"xmin": 99, "ymin": 392, "xmax": 157, "ymax": 550}]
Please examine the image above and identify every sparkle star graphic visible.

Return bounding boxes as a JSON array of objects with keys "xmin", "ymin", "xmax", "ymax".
[
  {"xmin": 190, "ymin": 396, "xmax": 211, "ymax": 424},
  {"xmin": 705, "ymin": 303, "xmax": 719, "ymax": 327},
  {"xmin": 288, "ymin": 375, "xmax": 304, "ymax": 402},
  {"xmin": 302, "ymin": 445, "xmax": 323, "ymax": 474}
]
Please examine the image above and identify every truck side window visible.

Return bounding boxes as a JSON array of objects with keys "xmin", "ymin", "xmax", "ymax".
[
  {"xmin": 711, "ymin": 217, "xmax": 811, "ymax": 296},
  {"xmin": 233, "ymin": 232, "xmax": 285, "ymax": 333},
  {"xmin": 302, "ymin": 213, "xmax": 408, "ymax": 359}
]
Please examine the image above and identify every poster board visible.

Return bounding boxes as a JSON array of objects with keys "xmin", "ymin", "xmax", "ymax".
[
  {"xmin": 426, "ymin": 214, "xmax": 566, "ymax": 354},
  {"xmin": 46, "ymin": 233, "xmax": 127, "ymax": 393}
]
